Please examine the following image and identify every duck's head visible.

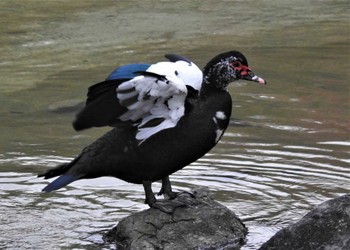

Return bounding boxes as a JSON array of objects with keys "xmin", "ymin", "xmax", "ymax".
[{"xmin": 203, "ymin": 51, "xmax": 266, "ymax": 90}]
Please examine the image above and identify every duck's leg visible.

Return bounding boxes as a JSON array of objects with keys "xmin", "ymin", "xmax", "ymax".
[
  {"xmin": 157, "ymin": 176, "xmax": 177, "ymax": 199},
  {"xmin": 157, "ymin": 176, "xmax": 195, "ymax": 199},
  {"xmin": 143, "ymin": 180, "xmax": 157, "ymax": 206},
  {"xmin": 143, "ymin": 180, "xmax": 185, "ymax": 214}
]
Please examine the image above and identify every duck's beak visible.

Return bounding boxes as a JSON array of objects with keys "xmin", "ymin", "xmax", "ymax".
[
  {"xmin": 250, "ymin": 75, "xmax": 267, "ymax": 85},
  {"xmin": 242, "ymin": 70, "xmax": 267, "ymax": 85}
]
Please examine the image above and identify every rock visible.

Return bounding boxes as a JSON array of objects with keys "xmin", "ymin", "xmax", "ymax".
[
  {"xmin": 259, "ymin": 194, "xmax": 350, "ymax": 250},
  {"xmin": 104, "ymin": 188, "xmax": 247, "ymax": 249}
]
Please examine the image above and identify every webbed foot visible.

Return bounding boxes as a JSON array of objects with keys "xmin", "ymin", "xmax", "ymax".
[
  {"xmin": 143, "ymin": 179, "xmax": 188, "ymax": 213},
  {"xmin": 149, "ymin": 199, "xmax": 186, "ymax": 214},
  {"xmin": 157, "ymin": 177, "xmax": 196, "ymax": 200}
]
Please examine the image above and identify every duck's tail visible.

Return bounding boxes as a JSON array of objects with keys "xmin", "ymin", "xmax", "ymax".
[
  {"xmin": 41, "ymin": 174, "xmax": 81, "ymax": 192},
  {"xmin": 38, "ymin": 159, "xmax": 83, "ymax": 192}
]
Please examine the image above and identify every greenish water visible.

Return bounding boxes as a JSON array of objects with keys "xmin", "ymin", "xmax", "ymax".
[{"xmin": 0, "ymin": 1, "xmax": 349, "ymax": 249}]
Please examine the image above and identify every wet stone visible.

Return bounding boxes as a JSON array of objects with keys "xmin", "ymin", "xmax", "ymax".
[
  {"xmin": 103, "ymin": 188, "xmax": 247, "ymax": 250},
  {"xmin": 259, "ymin": 194, "xmax": 350, "ymax": 250}
]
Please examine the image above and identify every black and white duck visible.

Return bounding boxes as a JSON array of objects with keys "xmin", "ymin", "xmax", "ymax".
[{"xmin": 38, "ymin": 51, "xmax": 266, "ymax": 211}]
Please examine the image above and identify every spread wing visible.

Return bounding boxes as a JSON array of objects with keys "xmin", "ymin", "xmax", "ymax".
[
  {"xmin": 73, "ymin": 55, "xmax": 203, "ymax": 142},
  {"xmin": 72, "ymin": 63, "xmax": 150, "ymax": 131},
  {"xmin": 117, "ymin": 67, "xmax": 188, "ymax": 141}
]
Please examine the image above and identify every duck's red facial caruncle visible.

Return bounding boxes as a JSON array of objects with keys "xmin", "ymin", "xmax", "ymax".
[{"xmin": 230, "ymin": 61, "xmax": 266, "ymax": 85}]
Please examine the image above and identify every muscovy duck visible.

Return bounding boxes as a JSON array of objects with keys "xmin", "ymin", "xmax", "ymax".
[{"xmin": 38, "ymin": 51, "xmax": 266, "ymax": 211}]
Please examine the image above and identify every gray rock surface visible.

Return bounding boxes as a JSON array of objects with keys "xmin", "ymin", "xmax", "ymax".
[
  {"xmin": 259, "ymin": 194, "xmax": 350, "ymax": 250},
  {"xmin": 104, "ymin": 188, "xmax": 247, "ymax": 249}
]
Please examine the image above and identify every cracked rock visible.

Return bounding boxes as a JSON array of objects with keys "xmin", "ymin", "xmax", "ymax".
[{"xmin": 103, "ymin": 188, "xmax": 247, "ymax": 249}]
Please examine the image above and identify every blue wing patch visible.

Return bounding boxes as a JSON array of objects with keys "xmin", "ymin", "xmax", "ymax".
[
  {"xmin": 42, "ymin": 175, "xmax": 81, "ymax": 192},
  {"xmin": 106, "ymin": 63, "xmax": 150, "ymax": 81}
]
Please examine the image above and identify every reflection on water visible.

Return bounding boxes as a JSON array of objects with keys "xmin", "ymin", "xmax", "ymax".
[
  {"xmin": 0, "ymin": 0, "xmax": 349, "ymax": 249},
  {"xmin": 1, "ymin": 135, "xmax": 349, "ymax": 249}
]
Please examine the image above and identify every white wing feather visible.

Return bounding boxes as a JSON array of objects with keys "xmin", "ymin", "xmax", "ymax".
[{"xmin": 116, "ymin": 60, "xmax": 202, "ymax": 141}]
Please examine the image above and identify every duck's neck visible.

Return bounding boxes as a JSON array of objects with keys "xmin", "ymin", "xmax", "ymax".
[
  {"xmin": 202, "ymin": 62, "xmax": 235, "ymax": 93},
  {"xmin": 201, "ymin": 75, "xmax": 230, "ymax": 95}
]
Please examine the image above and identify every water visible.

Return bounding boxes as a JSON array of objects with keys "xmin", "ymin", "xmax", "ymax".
[{"xmin": 0, "ymin": 1, "xmax": 349, "ymax": 249}]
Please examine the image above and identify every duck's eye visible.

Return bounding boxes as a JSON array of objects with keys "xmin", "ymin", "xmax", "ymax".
[
  {"xmin": 175, "ymin": 70, "xmax": 179, "ymax": 75},
  {"xmin": 230, "ymin": 61, "xmax": 241, "ymax": 68}
]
